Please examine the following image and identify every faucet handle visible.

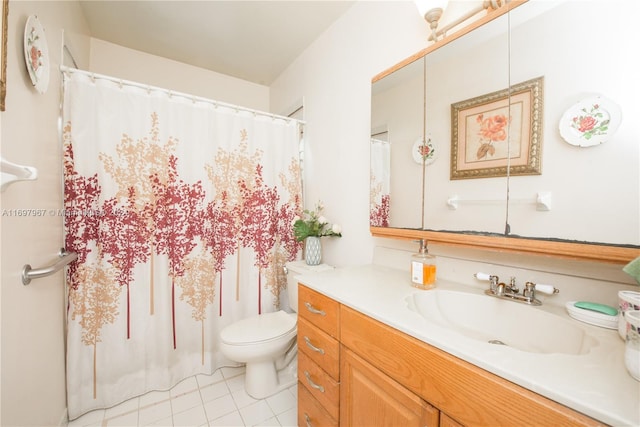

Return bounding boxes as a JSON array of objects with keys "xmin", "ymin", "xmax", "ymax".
[
  {"xmin": 475, "ymin": 272, "xmax": 499, "ymax": 293},
  {"xmin": 534, "ymin": 283, "xmax": 559, "ymax": 295},
  {"xmin": 474, "ymin": 272, "xmax": 493, "ymax": 281},
  {"xmin": 524, "ymin": 281, "xmax": 558, "ymax": 296}
]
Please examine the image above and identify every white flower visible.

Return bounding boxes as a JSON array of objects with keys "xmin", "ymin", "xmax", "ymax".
[
  {"xmin": 291, "ymin": 216, "xmax": 300, "ymax": 226},
  {"xmin": 332, "ymin": 224, "xmax": 342, "ymax": 234},
  {"xmin": 318, "ymin": 215, "xmax": 328, "ymax": 225}
]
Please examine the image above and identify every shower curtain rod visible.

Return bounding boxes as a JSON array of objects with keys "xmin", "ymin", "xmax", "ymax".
[{"xmin": 60, "ymin": 65, "xmax": 305, "ymax": 125}]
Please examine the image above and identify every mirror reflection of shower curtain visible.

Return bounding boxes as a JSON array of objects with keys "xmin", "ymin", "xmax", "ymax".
[
  {"xmin": 370, "ymin": 138, "xmax": 390, "ymax": 226},
  {"xmin": 62, "ymin": 70, "xmax": 303, "ymax": 420}
]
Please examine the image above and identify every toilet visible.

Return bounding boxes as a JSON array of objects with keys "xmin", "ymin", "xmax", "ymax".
[{"xmin": 219, "ymin": 261, "xmax": 333, "ymax": 399}]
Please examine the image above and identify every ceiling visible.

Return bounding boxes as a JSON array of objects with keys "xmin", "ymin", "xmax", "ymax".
[{"xmin": 79, "ymin": 1, "xmax": 355, "ymax": 86}]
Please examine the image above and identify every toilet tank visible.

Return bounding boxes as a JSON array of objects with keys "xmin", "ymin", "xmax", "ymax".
[{"xmin": 285, "ymin": 261, "xmax": 333, "ymax": 312}]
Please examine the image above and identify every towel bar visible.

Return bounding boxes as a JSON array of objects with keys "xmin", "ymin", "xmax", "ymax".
[
  {"xmin": 22, "ymin": 248, "xmax": 78, "ymax": 285},
  {"xmin": 447, "ymin": 192, "xmax": 551, "ymax": 211}
]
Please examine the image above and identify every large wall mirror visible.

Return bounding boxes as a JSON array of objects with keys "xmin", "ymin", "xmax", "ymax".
[
  {"xmin": 371, "ymin": 57, "xmax": 426, "ymax": 229},
  {"xmin": 370, "ymin": 0, "xmax": 639, "ymax": 263}
]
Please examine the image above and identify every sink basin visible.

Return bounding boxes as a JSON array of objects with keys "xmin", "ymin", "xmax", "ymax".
[{"xmin": 406, "ymin": 289, "xmax": 597, "ymax": 355}]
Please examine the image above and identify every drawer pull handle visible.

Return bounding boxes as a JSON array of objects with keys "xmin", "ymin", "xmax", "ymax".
[
  {"xmin": 304, "ymin": 302, "xmax": 326, "ymax": 316},
  {"xmin": 304, "ymin": 413, "xmax": 313, "ymax": 427},
  {"xmin": 304, "ymin": 370, "xmax": 325, "ymax": 393},
  {"xmin": 304, "ymin": 336, "xmax": 325, "ymax": 354}
]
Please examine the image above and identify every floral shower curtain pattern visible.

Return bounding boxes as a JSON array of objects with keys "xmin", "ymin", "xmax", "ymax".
[
  {"xmin": 370, "ymin": 138, "xmax": 390, "ymax": 227},
  {"xmin": 62, "ymin": 71, "xmax": 302, "ymax": 419}
]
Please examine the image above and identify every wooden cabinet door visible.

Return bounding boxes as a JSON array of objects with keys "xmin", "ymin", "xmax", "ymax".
[
  {"xmin": 440, "ymin": 413, "xmax": 465, "ymax": 427},
  {"xmin": 341, "ymin": 346, "xmax": 439, "ymax": 427}
]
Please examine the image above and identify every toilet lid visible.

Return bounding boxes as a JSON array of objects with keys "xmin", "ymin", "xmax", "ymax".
[{"xmin": 220, "ymin": 310, "xmax": 297, "ymax": 345}]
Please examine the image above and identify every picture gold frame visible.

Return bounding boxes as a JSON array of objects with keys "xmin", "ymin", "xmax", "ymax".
[
  {"xmin": 450, "ymin": 76, "xmax": 544, "ymax": 180},
  {"xmin": 1, "ymin": 0, "xmax": 8, "ymax": 111}
]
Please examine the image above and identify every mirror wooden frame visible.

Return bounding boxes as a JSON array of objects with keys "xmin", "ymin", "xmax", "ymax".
[
  {"xmin": 370, "ymin": 0, "xmax": 640, "ymax": 265},
  {"xmin": 1, "ymin": 0, "xmax": 8, "ymax": 111},
  {"xmin": 371, "ymin": 226, "xmax": 639, "ymax": 264}
]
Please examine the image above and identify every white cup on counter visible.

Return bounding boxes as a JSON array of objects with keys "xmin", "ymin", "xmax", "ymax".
[
  {"xmin": 624, "ymin": 310, "xmax": 640, "ymax": 381},
  {"xmin": 618, "ymin": 291, "xmax": 640, "ymax": 340}
]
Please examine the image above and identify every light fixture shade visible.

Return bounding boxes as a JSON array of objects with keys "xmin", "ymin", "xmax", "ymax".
[{"xmin": 414, "ymin": 0, "xmax": 449, "ymax": 19}]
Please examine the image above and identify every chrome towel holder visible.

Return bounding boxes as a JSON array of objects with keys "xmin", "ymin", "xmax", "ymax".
[{"xmin": 22, "ymin": 248, "xmax": 78, "ymax": 285}]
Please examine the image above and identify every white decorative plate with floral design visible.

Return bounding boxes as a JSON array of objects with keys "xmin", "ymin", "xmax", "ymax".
[
  {"xmin": 559, "ymin": 96, "xmax": 621, "ymax": 147},
  {"xmin": 23, "ymin": 15, "xmax": 50, "ymax": 94},
  {"xmin": 412, "ymin": 137, "xmax": 437, "ymax": 165}
]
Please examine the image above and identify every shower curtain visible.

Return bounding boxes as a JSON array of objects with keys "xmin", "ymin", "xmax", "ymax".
[
  {"xmin": 62, "ymin": 70, "xmax": 303, "ymax": 419},
  {"xmin": 370, "ymin": 138, "xmax": 390, "ymax": 227}
]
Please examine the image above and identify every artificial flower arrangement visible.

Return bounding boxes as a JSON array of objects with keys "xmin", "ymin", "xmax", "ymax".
[{"xmin": 293, "ymin": 201, "xmax": 342, "ymax": 242}]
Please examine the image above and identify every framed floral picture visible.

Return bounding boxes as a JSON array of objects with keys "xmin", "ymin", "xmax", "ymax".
[{"xmin": 450, "ymin": 76, "xmax": 544, "ymax": 180}]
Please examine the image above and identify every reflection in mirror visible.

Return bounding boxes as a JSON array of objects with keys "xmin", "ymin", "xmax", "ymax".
[
  {"xmin": 422, "ymin": 11, "xmax": 510, "ymax": 234},
  {"xmin": 371, "ymin": 0, "xmax": 639, "ymax": 251},
  {"xmin": 370, "ymin": 128, "xmax": 390, "ymax": 227},
  {"xmin": 371, "ymin": 57, "xmax": 425, "ymax": 229},
  {"xmin": 506, "ymin": 0, "xmax": 639, "ymax": 246}
]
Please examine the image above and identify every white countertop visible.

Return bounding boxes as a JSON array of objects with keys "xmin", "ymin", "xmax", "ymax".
[{"xmin": 295, "ymin": 264, "xmax": 639, "ymax": 427}]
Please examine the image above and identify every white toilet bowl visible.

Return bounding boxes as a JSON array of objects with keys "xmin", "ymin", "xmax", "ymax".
[
  {"xmin": 220, "ymin": 310, "xmax": 297, "ymax": 399},
  {"xmin": 218, "ymin": 261, "xmax": 333, "ymax": 399}
]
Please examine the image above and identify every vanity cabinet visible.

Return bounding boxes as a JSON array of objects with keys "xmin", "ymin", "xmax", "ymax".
[
  {"xmin": 297, "ymin": 285, "xmax": 341, "ymax": 426},
  {"xmin": 298, "ymin": 284, "xmax": 603, "ymax": 426},
  {"xmin": 340, "ymin": 305, "xmax": 603, "ymax": 427}
]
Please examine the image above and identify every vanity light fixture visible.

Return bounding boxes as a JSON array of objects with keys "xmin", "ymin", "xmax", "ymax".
[
  {"xmin": 416, "ymin": 0, "xmax": 504, "ymax": 42},
  {"xmin": 414, "ymin": 0, "xmax": 448, "ymax": 42}
]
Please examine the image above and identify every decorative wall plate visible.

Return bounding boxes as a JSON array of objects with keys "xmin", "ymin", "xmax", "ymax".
[
  {"xmin": 412, "ymin": 137, "xmax": 437, "ymax": 165},
  {"xmin": 23, "ymin": 15, "xmax": 50, "ymax": 94},
  {"xmin": 559, "ymin": 96, "xmax": 621, "ymax": 147}
]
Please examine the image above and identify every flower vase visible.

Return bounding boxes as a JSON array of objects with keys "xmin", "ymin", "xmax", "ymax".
[{"xmin": 305, "ymin": 236, "xmax": 322, "ymax": 265}]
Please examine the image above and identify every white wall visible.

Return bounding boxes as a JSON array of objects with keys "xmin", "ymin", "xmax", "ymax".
[
  {"xmin": 270, "ymin": 1, "xmax": 431, "ymax": 267},
  {"xmin": 89, "ymin": 39, "xmax": 270, "ymax": 112},
  {"xmin": 0, "ymin": 2, "xmax": 90, "ymax": 425}
]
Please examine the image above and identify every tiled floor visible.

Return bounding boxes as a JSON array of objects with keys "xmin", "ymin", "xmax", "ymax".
[{"xmin": 67, "ymin": 366, "xmax": 298, "ymax": 427}]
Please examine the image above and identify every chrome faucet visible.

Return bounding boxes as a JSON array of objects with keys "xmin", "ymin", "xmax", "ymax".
[{"xmin": 474, "ymin": 272, "xmax": 559, "ymax": 306}]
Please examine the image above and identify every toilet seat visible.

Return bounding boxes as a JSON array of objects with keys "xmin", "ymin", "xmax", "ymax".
[{"xmin": 220, "ymin": 310, "xmax": 296, "ymax": 346}]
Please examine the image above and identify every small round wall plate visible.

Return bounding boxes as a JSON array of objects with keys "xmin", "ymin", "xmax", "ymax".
[
  {"xmin": 23, "ymin": 15, "xmax": 50, "ymax": 94},
  {"xmin": 559, "ymin": 96, "xmax": 621, "ymax": 147},
  {"xmin": 412, "ymin": 137, "xmax": 437, "ymax": 165}
]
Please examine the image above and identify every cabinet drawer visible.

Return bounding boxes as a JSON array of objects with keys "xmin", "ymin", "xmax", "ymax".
[
  {"xmin": 299, "ymin": 350, "xmax": 340, "ymax": 420},
  {"xmin": 298, "ymin": 317, "xmax": 340, "ymax": 380},
  {"xmin": 299, "ymin": 285, "xmax": 339, "ymax": 338},
  {"xmin": 298, "ymin": 382, "xmax": 338, "ymax": 427}
]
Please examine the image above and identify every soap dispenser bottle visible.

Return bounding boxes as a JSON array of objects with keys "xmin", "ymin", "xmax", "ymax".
[{"xmin": 411, "ymin": 239, "xmax": 436, "ymax": 289}]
